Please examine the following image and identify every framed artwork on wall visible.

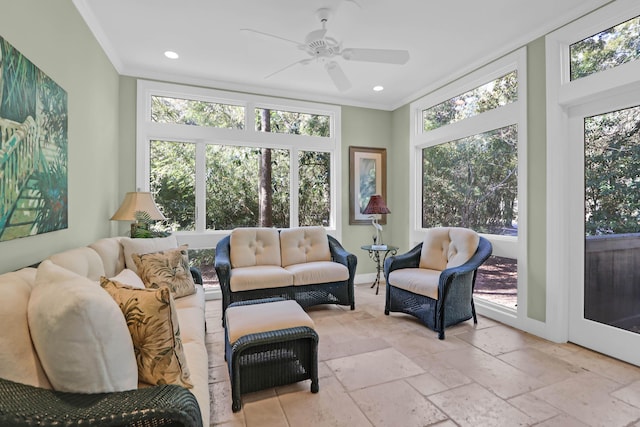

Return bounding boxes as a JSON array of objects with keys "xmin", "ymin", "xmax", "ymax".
[
  {"xmin": 0, "ymin": 36, "xmax": 68, "ymax": 242},
  {"xmin": 349, "ymin": 146, "xmax": 387, "ymax": 225}
]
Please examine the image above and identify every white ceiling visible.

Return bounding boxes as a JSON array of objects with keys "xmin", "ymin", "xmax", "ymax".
[{"xmin": 73, "ymin": 0, "xmax": 611, "ymax": 110}]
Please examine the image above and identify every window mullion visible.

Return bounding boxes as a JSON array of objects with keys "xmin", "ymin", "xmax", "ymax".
[
  {"xmin": 290, "ymin": 147, "xmax": 299, "ymax": 227},
  {"xmin": 195, "ymin": 140, "xmax": 206, "ymax": 233}
]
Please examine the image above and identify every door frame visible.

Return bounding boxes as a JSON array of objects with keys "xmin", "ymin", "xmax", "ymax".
[
  {"xmin": 545, "ymin": 0, "xmax": 640, "ymax": 361},
  {"xmin": 566, "ymin": 92, "xmax": 640, "ymax": 366}
]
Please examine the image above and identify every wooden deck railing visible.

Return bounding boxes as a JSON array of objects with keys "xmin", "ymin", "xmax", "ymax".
[{"xmin": 585, "ymin": 233, "xmax": 640, "ymax": 329}]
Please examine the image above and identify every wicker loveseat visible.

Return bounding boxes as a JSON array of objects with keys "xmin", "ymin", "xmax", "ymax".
[{"xmin": 215, "ymin": 226, "xmax": 357, "ymax": 321}]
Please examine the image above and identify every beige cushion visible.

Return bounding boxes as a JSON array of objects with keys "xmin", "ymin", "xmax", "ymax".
[
  {"xmin": 419, "ymin": 227, "xmax": 480, "ymax": 271},
  {"xmin": 229, "ymin": 265, "xmax": 293, "ymax": 292},
  {"xmin": 0, "ymin": 268, "xmax": 51, "ymax": 389},
  {"xmin": 29, "ymin": 261, "xmax": 138, "ymax": 393},
  {"xmin": 89, "ymin": 237, "xmax": 125, "ymax": 278},
  {"xmin": 133, "ymin": 245, "xmax": 196, "ymax": 298},
  {"xmin": 100, "ymin": 277, "xmax": 193, "ymax": 388},
  {"xmin": 110, "ymin": 268, "xmax": 145, "ymax": 289},
  {"xmin": 280, "ymin": 226, "xmax": 331, "ymax": 267},
  {"xmin": 225, "ymin": 300, "xmax": 315, "ymax": 344},
  {"xmin": 285, "ymin": 261, "xmax": 349, "ymax": 286},
  {"xmin": 121, "ymin": 235, "xmax": 178, "ymax": 273},
  {"xmin": 173, "ymin": 283, "xmax": 206, "ymax": 313},
  {"xmin": 388, "ymin": 268, "xmax": 441, "ymax": 300},
  {"xmin": 181, "ymin": 341, "xmax": 210, "ymax": 424},
  {"xmin": 230, "ymin": 227, "xmax": 281, "ymax": 267},
  {"xmin": 47, "ymin": 247, "xmax": 106, "ymax": 281}
]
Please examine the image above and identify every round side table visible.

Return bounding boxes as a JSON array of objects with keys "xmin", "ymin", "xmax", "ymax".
[{"xmin": 360, "ymin": 245, "xmax": 398, "ymax": 295}]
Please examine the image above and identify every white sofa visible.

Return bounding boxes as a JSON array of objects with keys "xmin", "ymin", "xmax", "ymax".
[{"xmin": 0, "ymin": 236, "xmax": 209, "ymax": 427}]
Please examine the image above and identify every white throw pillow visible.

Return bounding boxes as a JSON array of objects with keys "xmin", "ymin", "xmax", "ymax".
[
  {"xmin": 28, "ymin": 260, "xmax": 138, "ymax": 393},
  {"xmin": 120, "ymin": 236, "xmax": 178, "ymax": 273},
  {"xmin": 110, "ymin": 268, "xmax": 145, "ymax": 289}
]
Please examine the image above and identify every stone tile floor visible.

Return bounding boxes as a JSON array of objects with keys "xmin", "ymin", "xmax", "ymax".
[{"xmin": 205, "ymin": 283, "xmax": 640, "ymax": 426}]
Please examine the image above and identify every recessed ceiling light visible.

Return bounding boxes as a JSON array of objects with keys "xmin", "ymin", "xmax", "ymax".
[
  {"xmin": 373, "ymin": 85, "xmax": 384, "ymax": 92},
  {"xmin": 164, "ymin": 51, "xmax": 179, "ymax": 59}
]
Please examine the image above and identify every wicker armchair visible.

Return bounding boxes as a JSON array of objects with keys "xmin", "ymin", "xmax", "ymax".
[
  {"xmin": 383, "ymin": 227, "xmax": 492, "ymax": 339},
  {"xmin": 0, "ymin": 377, "xmax": 202, "ymax": 427}
]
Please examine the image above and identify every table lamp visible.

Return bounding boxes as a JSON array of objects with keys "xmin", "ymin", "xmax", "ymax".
[
  {"xmin": 362, "ymin": 194, "xmax": 390, "ymax": 249},
  {"xmin": 111, "ymin": 192, "xmax": 166, "ymax": 236}
]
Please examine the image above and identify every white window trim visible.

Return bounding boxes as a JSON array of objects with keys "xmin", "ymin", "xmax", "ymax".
[
  {"xmin": 409, "ymin": 48, "xmax": 529, "ymax": 331},
  {"xmin": 545, "ymin": 0, "xmax": 640, "ymax": 343},
  {"xmin": 136, "ymin": 80, "xmax": 342, "ymax": 251}
]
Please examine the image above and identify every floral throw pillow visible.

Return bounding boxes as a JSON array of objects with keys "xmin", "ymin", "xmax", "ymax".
[
  {"xmin": 132, "ymin": 245, "xmax": 196, "ymax": 298},
  {"xmin": 100, "ymin": 277, "xmax": 193, "ymax": 388}
]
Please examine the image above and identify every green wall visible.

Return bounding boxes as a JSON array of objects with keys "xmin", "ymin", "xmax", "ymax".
[
  {"xmin": 340, "ymin": 106, "xmax": 393, "ymax": 274},
  {"xmin": 0, "ymin": 0, "xmax": 121, "ymax": 273},
  {"xmin": 389, "ymin": 104, "xmax": 411, "ymax": 254},
  {"xmin": 526, "ymin": 38, "xmax": 547, "ymax": 321},
  {"xmin": 116, "ymin": 76, "xmax": 138, "ymax": 236}
]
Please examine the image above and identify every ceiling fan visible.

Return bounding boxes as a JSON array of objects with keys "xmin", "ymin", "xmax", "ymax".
[{"xmin": 241, "ymin": 8, "xmax": 410, "ymax": 92}]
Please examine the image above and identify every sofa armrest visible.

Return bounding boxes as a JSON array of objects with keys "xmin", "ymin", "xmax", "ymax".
[
  {"xmin": 328, "ymin": 235, "xmax": 357, "ymax": 279},
  {"xmin": 190, "ymin": 267, "xmax": 203, "ymax": 286},
  {"xmin": 384, "ymin": 243, "xmax": 422, "ymax": 280},
  {"xmin": 214, "ymin": 235, "xmax": 232, "ymax": 313},
  {"xmin": 0, "ymin": 377, "xmax": 202, "ymax": 427}
]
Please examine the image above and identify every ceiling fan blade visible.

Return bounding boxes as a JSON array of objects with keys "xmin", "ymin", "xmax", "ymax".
[
  {"xmin": 325, "ymin": 61, "xmax": 351, "ymax": 92},
  {"xmin": 265, "ymin": 58, "xmax": 311, "ymax": 79},
  {"xmin": 240, "ymin": 28, "xmax": 302, "ymax": 46},
  {"xmin": 341, "ymin": 48, "xmax": 410, "ymax": 64}
]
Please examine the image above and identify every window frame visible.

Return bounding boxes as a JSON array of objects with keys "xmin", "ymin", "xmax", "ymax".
[
  {"xmin": 409, "ymin": 48, "xmax": 528, "ymax": 326},
  {"xmin": 136, "ymin": 80, "xmax": 342, "ymax": 251}
]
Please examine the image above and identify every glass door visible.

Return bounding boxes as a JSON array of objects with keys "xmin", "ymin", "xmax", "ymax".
[{"xmin": 568, "ymin": 92, "xmax": 640, "ymax": 366}]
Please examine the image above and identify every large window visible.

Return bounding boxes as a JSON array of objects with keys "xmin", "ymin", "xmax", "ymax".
[
  {"xmin": 421, "ymin": 125, "xmax": 518, "ymax": 235},
  {"xmin": 137, "ymin": 81, "xmax": 342, "ymax": 294},
  {"xmin": 410, "ymin": 49, "xmax": 526, "ymax": 317}
]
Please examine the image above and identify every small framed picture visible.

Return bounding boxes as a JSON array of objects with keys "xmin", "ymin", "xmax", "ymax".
[{"xmin": 349, "ymin": 146, "xmax": 387, "ymax": 225}]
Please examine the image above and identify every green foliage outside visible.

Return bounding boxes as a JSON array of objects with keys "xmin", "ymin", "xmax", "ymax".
[
  {"xmin": 205, "ymin": 145, "xmax": 290, "ymax": 229},
  {"xmin": 422, "ymin": 70, "xmax": 519, "ymax": 235},
  {"xmin": 299, "ymin": 151, "xmax": 330, "ymax": 226},
  {"xmin": 152, "ymin": 96, "xmax": 244, "ymax": 129},
  {"xmin": 149, "ymin": 101, "xmax": 331, "ymax": 231},
  {"xmin": 570, "ymin": 15, "xmax": 640, "ymax": 81},
  {"xmin": 422, "ymin": 126, "xmax": 518, "ymax": 235},
  {"xmin": 422, "ymin": 71, "xmax": 517, "ymax": 132},
  {"xmin": 255, "ymin": 108, "xmax": 330, "ymax": 136},
  {"xmin": 584, "ymin": 106, "xmax": 640, "ymax": 235},
  {"xmin": 150, "ymin": 141, "xmax": 196, "ymax": 231},
  {"xmin": 570, "ymin": 16, "xmax": 640, "ymax": 235}
]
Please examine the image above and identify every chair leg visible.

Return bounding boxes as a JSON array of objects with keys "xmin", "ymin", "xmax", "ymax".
[
  {"xmin": 471, "ymin": 298, "xmax": 478, "ymax": 324},
  {"xmin": 438, "ymin": 330, "xmax": 445, "ymax": 340}
]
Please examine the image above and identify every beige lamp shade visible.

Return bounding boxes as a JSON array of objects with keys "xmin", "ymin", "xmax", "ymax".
[{"xmin": 110, "ymin": 192, "xmax": 166, "ymax": 221}]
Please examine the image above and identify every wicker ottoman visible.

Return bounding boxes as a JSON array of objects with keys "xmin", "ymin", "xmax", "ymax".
[{"xmin": 224, "ymin": 298, "xmax": 319, "ymax": 412}]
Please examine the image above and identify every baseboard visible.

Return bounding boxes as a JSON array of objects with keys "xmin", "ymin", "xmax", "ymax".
[{"xmin": 354, "ymin": 273, "xmax": 378, "ymax": 286}]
